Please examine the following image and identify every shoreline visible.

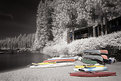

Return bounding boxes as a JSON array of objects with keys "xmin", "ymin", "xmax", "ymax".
[{"xmin": 0, "ymin": 61, "xmax": 121, "ymax": 81}]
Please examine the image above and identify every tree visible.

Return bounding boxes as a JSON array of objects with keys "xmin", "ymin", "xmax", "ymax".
[
  {"xmin": 78, "ymin": 18, "xmax": 88, "ymax": 28},
  {"xmin": 66, "ymin": 7, "xmax": 78, "ymax": 42},
  {"xmin": 33, "ymin": 0, "xmax": 54, "ymax": 50},
  {"xmin": 89, "ymin": 0, "xmax": 121, "ymax": 35},
  {"xmin": 33, "ymin": 0, "xmax": 121, "ymax": 51},
  {"xmin": 51, "ymin": 0, "xmax": 72, "ymax": 44}
]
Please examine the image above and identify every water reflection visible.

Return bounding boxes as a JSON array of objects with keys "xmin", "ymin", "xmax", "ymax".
[{"xmin": 0, "ymin": 53, "xmax": 50, "ymax": 72}]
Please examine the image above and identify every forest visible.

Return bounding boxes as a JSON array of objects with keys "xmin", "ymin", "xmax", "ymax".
[
  {"xmin": 0, "ymin": 0, "xmax": 121, "ymax": 54},
  {"xmin": 0, "ymin": 34, "xmax": 35, "ymax": 50},
  {"xmin": 33, "ymin": 0, "xmax": 121, "ymax": 51}
]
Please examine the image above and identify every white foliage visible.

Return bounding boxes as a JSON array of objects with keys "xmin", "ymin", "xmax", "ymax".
[
  {"xmin": 33, "ymin": 0, "xmax": 121, "ymax": 53},
  {"xmin": 43, "ymin": 31, "xmax": 121, "ymax": 56},
  {"xmin": 52, "ymin": 0, "xmax": 71, "ymax": 43}
]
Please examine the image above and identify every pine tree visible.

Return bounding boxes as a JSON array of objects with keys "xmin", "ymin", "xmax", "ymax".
[
  {"xmin": 32, "ymin": 0, "xmax": 121, "ymax": 51},
  {"xmin": 66, "ymin": 7, "xmax": 78, "ymax": 42},
  {"xmin": 88, "ymin": 0, "xmax": 121, "ymax": 35},
  {"xmin": 33, "ymin": 0, "xmax": 54, "ymax": 50}
]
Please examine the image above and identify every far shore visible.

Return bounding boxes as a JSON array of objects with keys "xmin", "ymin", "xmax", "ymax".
[{"xmin": 0, "ymin": 61, "xmax": 121, "ymax": 81}]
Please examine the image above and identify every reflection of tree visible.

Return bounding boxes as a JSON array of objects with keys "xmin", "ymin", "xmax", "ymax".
[{"xmin": 0, "ymin": 13, "xmax": 13, "ymax": 21}]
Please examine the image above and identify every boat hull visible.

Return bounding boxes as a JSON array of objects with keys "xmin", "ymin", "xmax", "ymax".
[
  {"xmin": 81, "ymin": 58, "xmax": 98, "ymax": 64},
  {"xmin": 70, "ymin": 72, "xmax": 116, "ymax": 77},
  {"xmin": 74, "ymin": 67, "xmax": 107, "ymax": 72},
  {"xmin": 30, "ymin": 62, "xmax": 74, "ymax": 68},
  {"xmin": 48, "ymin": 57, "xmax": 78, "ymax": 60},
  {"xmin": 32, "ymin": 62, "xmax": 56, "ymax": 65},
  {"xmin": 82, "ymin": 55, "xmax": 103, "ymax": 62},
  {"xmin": 75, "ymin": 65, "xmax": 104, "ymax": 69},
  {"xmin": 43, "ymin": 59, "xmax": 75, "ymax": 63},
  {"xmin": 83, "ymin": 50, "xmax": 108, "ymax": 54}
]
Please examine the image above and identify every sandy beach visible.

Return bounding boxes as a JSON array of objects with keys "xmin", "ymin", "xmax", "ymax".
[{"xmin": 0, "ymin": 61, "xmax": 121, "ymax": 81}]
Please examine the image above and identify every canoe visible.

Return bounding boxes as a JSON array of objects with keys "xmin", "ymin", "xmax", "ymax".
[
  {"xmin": 82, "ymin": 54, "xmax": 104, "ymax": 62},
  {"xmin": 43, "ymin": 59, "xmax": 75, "ymax": 63},
  {"xmin": 74, "ymin": 67, "xmax": 107, "ymax": 72},
  {"xmin": 83, "ymin": 50, "xmax": 108, "ymax": 54},
  {"xmin": 100, "ymin": 50, "xmax": 108, "ymax": 54},
  {"xmin": 75, "ymin": 64, "xmax": 104, "ymax": 69},
  {"xmin": 32, "ymin": 62, "xmax": 56, "ymax": 65},
  {"xmin": 70, "ymin": 71, "xmax": 116, "ymax": 77},
  {"xmin": 48, "ymin": 56, "xmax": 78, "ymax": 60},
  {"xmin": 81, "ymin": 58, "xmax": 98, "ymax": 64},
  {"xmin": 30, "ymin": 64, "xmax": 54, "ymax": 68},
  {"xmin": 81, "ymin": 67, "xmax": 108, "ymax": 72},
  {"xmin": 30, "ymin": 62, "xmax": 74, "ymax": 68}
]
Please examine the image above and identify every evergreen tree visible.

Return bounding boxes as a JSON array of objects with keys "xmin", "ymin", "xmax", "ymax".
[
  {"xmin": 88, "ymin": 0, "xmax": 121, "ymax": 35},
  {"xmin": 32, "ymin": 0, "xmax": 121, "ymax": 51},
  {"xmin": 0, "ymin": 33, "xmax": 35, "ymax": 49},
  {"xmin": 33, "ymin": 0, "xmax": 54, "ymax": 50},
  {"xmin": 66, "ymin": 7, "xmax": 78, "ymax": 42}
]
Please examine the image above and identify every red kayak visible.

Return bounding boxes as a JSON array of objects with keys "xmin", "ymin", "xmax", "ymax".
[
  {"xmin": 70, "ymin": 72, "xmax": 116, "ymax": 77},
  {"xmin": 43, "ymin": 59, "xmax": 75, "ymax": 63}
]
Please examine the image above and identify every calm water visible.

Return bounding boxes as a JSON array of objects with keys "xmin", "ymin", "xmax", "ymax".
[{"xmin": 0, "ymin": 53, "xmax": 50, "ymax": 72}]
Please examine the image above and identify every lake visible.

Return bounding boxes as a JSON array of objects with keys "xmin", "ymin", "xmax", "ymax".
[{"xmin": 0, "ymin": 53, "xmax": 50, "ymax": 72}]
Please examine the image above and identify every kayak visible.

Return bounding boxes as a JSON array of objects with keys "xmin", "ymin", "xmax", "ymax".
[
  {"xmin": 30, "ymin": 62, "xmax": 74, "ymax": 68},
  {"xmin": 74, "ymin": 67, "xmax": 108, "ymax": 72},
  {"xmin": 82, "ymin": 67, "xmax": 108, "ymax": 72},
  {"xmin": 70, "ymin": 71, "xmax": 116, "ymax": 77},
  {"xmin": 48, "ymin": 56, "xmax": 78, "ymax": 60},
  {"xmin": 82, "ymin": 54, "xmax": 104, "ymax": 62},
  {"xmin": 32, "ymin": 62, "xmax": 56, "ymax": 65},
  {"xmin": 43, "ymin": 59, "xmax": 75, "ymax": 63},
  {"xmin": 81, "ymin": 58, "xmax": 98, "ymax": 64},
  {"xmin": 83, "ymin": 50, "xmax": 108, "ymax": 54},
  {"xmin": 75, "ymin": 64, "xmax": 104, "ymax": 69}
]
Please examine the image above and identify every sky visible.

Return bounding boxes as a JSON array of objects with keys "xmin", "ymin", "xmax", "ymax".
[{"xmin": 0, "ymin": 0, "xmax": 40, "ymax": 39}]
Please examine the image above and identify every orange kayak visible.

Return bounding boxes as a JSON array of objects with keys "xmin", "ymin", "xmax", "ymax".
[{"xmin": 43, "ymin": 59, "xmax": 75, "ymax": 63}]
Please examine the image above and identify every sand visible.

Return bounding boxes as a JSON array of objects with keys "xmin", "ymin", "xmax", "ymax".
[{"xmin": 0, "ymin": 61, "xmax": 121, "ymax": 81}]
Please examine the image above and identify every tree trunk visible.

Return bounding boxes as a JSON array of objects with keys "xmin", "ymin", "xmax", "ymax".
[
  {"xmin": 93, "ymin": 26, "xmax": 95, "ymax": 37},
  {"xmin": 88, "ymin": 27, "xmax": 90, "ymax": 37},
  {"xmin": 72, "ymin": 27, "xmax": 74, "ymax": 41},
  {"xmin": 105, "ymin": 25, "xmax": 108, "ymax": 35},
  {"xmin": 97, "ymin": 26, "xmax": 100, "ymax": 36},
  {"xmin": 104, "ymin": 17, "xmax": 108, "ymax": 35},
  {"xmin": 101, "ymin": 22, "xmax": 104, "ymax": 36},
  {"xmin": 67, "ymin": 28, "xmax": 71, "ymax": 44}
]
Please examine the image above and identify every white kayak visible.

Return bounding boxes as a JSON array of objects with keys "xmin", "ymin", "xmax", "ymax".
[
  {"xmin": 48, "ymin": 56, "xmax": 78, "ymax": 60},
  {"xmin": 30, "ymin": 62, "xmax": 74, "ymax": 68},
  {"xmin": 73, "ymin": 67, "xmax": 108, "ymax": 72}
]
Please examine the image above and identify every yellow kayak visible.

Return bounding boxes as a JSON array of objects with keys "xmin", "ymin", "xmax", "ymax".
[
  {"xmin": 32, "ymin": 62, "xmax": 56, "ymax": 65},
  {"xmin": 75, "ymin": 64, "xmax": 104, "ymax": 69}
]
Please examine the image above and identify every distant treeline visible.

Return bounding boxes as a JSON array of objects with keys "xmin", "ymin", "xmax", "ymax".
[{"xmin": 0, "ymin": 34, "xmax": 35, "ymax": 49}]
